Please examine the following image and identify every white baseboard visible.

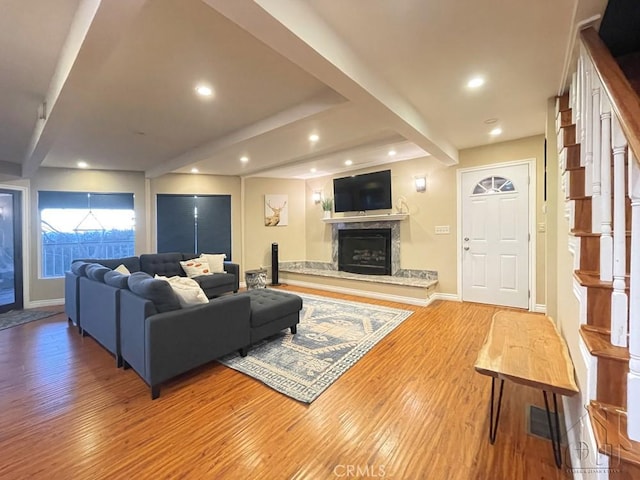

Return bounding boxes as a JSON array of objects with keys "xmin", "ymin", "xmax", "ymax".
[
  {"xmin": 26, "ymin": 298, "xmax": 64, "ymax": 309},
  {"xmin": 533, "ymin": 303, "xmax": 547, "ymax": 313},
  {"xmin": 433, "ymin": 292, "xmax": 461, "ymax": 302},
  {"xmin": 281, "ymin": 278, "xmax": 432, "ymax": 307}
]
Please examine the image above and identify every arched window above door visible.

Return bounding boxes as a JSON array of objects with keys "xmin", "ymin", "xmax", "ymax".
[{"xmin": 472, "ymin": 176, "xmax": 516, "ymax": 195}]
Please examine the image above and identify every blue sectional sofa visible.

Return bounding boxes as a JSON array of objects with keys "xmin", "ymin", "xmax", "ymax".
[
  {"xmin": 65, "ymin": 253, "xmax": 239, "ymax": 334},
  {"xmin": 64, "ymin": 254, "xmax": 303, "ymax": 399}
]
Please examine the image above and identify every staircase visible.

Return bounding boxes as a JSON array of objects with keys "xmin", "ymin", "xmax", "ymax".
[{"xmin": 558, "ymin": 27, "xmax": 640, "ymax": 478}]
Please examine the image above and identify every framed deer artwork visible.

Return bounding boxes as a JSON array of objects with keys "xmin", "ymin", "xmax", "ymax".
[{"xmin": 264, "ymin": 194, "xmax": 288, "ymax": 226}]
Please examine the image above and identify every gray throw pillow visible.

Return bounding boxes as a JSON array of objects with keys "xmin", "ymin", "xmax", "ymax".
[
  {"xmin": 70, "ymin": 261, "xmax": 90, "ymax": 277},
  {"xmin": 86, "ymin": 264, "xmax": 111, "ymax": 282},
  {"xmin": 104, "ymin": 270, "xmax": 129, "ymax": 289},
  {"xmin": 127, "ymin": 272, "xmax": 181, "ymax": 313}
]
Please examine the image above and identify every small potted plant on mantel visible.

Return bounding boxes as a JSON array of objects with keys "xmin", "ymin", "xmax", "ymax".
[{"xmin": 321, "ymin": 197, "xmax": 333, "ymax": 219}]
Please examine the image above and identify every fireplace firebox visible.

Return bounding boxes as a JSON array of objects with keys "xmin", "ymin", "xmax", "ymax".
[{"xmin": 338, "ymin": 228, "xmax": 391, "ymax": 275}]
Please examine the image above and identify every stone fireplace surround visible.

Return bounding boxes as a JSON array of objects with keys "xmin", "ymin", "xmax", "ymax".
[{"xmin": 279, "ymin": 220, "xmax": 438, "ymax": 287}]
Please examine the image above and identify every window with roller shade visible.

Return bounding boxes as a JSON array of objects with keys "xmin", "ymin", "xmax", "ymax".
[
  {"xmin": 156, "ymin": 194, "xmax": 231, "ymax": 259},
  {"xmin": 39, "ymin": 191, "xmax": 135, "ymax": 278}
]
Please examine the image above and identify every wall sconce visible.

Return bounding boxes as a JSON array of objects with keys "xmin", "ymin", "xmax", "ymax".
[
  {"xmin": 312, "ymin": 190, "xmax": 322, "ymax": 204},
  {"xmin": 414, "ymin": 175, "xmax": 427, "ymax": 193}
]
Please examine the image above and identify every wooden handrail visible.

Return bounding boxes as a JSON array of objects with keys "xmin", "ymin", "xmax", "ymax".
[{"xmin": 581, "ymin": 27, "xmax": 640, "ymax": 164}]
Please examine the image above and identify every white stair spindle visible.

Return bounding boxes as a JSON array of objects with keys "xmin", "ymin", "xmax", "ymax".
[
  {"xmin": 591, "ymin": 73, "xmax": 602, "ymax": 233},
  {"xmin": 627, "ymin": 152, "xmax": 640, "ymax": 441},
  {"xmin": 611, "ymin": 115, "xmax": 628, "ymax": 347},
  {"xmin": 600, "ymin": 96, "xmax": 613, "ymax": 281},
  {"xmin": 584, "ymin": 60, "xmax": 593, "ymax": 196}
]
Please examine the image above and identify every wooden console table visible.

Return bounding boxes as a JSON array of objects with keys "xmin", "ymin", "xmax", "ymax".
[{"xmin": 474, "ymin": 311, "xmax": 579, "ymax": 468}]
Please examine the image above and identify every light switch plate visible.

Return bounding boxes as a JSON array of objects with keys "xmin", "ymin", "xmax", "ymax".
[{"xmin": 435, "ymin": 225, "xmax": 450, "ymax": 235}]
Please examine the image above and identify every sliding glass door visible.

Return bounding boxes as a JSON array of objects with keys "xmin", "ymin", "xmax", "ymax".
[{"xmin": 0, "ymin": 190, "xmax": 22, "ymax": 313}]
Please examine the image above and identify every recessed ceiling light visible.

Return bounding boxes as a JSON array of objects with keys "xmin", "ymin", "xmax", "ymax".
[
  {"xmin": 309, "ymin": 134, "xmax": 319, "ymax": 142},
  {"xmin": 310, "ymin": 168, "xmax": 317, "ymax": 173},
  {"xmin": 490, "ymin": 127, "xmax": 503, "ymax": 136},
  {"xmin": 190, "ymin": 167, "xmax": 199, "ymax": 174},
  {"xmin": 240, "ymin": 156, "xmax": 249, "ymax": 163},
  {"xmin": 484, "ymin": 118, "xmax": 498, "ymax": 125},
  {"xmin": 388, "ymin": 149, "xmax": 397, "ymax": 156},
  {"xmin": 195, "ymin": 84, "xmax": 213, "ymax": 97},
  {"xmin": 77, "ymin": 161, "xmax": 88, "ymax": 169},
  {"xmin": 345, "ymin": 159, "xmax": 353, "ymax": 166},
  {"xmin": 467, "ymin": 76, "xmax": 485, "ymax": 89}
]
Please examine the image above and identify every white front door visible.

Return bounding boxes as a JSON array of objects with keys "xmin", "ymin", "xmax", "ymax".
[{"xmin": 461, "ymin": 163, "xmax": 530, "ymax": 308}]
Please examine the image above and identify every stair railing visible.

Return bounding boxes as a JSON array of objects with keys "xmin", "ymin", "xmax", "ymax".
[{"xmin": 576, "ymin": 27, "xmax": 640, "ymax": 441}]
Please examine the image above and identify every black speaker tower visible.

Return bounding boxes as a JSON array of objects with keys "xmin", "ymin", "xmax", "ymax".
[{"xmin": 271, "ymin": 242, "xmax": 280, "ymax": 286}]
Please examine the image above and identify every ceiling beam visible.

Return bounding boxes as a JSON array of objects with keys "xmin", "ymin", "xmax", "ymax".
[
  {"xmin": 0, "ymin": 160, "xmax": 22, "ymax": 179},
  {"xmin": 22, "ymin": 0, "xmax": 148, "ymax": 178},
  {"xmin": 145, "ymin": 89, "xmax": 346, "ymax": 178},
  {"xmin": 203, "ymin": 0, "xmax": 458, "ymax": 166}
]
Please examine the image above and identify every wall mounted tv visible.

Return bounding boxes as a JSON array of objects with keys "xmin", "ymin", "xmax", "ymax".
[{"xmin": 333, "ymin": 169, "xmax": 392, "ymax": 213}]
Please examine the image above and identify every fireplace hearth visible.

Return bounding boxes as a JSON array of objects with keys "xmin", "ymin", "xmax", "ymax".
[{"xmin": 338, "ymin": 228, "xmax": 391, "ymax": 275}]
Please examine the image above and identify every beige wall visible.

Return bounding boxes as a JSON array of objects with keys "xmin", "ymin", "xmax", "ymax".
[
  {"xmin": 28, "ymin": 168, "xmax": 147, "ymax": 302},
  {"xmin": 243, "ymin": 177, "xmax": 306, "ymax": 276},
  {"xmin": 12, "ymin": 136, "xmax": 546, "ymax": 305},
  {"xmin": 305, "ymin": 134, "xmax": 545, "ymax": 303},
  {"xmin": 149, "ymin": 173, "xmax": 242, "ymax": 264}
]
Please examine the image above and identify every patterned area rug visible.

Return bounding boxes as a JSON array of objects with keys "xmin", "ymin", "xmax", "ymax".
[
  {"xmin": 219, "ymin": 292, "xmax": 413, "ymax": 403},
  {"xmin": 0, "ymin": 309, "xmax": 59, "ymax": 331}
]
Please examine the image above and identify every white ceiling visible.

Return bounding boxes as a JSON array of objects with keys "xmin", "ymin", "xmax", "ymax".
[{"xmin": 0, "ymin": 0, "xmax": 608, "ymax": 181}]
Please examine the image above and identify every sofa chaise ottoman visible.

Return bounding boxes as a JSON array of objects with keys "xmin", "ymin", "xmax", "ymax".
[{"xmin": 238, "ymin": 288, "xmax": 303, "ymax": 354}]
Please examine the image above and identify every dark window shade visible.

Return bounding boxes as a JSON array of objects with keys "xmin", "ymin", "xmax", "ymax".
[
  {"xmin": 156, "ymin": 195, "xmax": 196, "ymax": 254},
  {"xmin": 39, "ymin": 191, "xmax": 134, "ymax": 210},
  {"xmin": 156, "ymin": 194, "xmax": 231, "ymax": 259},
  {"xmin": 196, "ymin": 195, "xmax": 231, "ymax": 260}
]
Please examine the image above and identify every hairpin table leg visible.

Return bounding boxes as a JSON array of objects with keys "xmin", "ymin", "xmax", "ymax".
[
  {"xmin": 543, "ymin": 390, "xmax": 563, "ymax": 468},
  {"xmin": 489, "ymin": 377, "xmax": 505, "ymax": 444}
]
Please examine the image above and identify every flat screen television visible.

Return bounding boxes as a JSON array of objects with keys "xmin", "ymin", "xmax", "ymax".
[{"xmin": 333, "ymin": 169, "xmax": 392, "ymax": 213}]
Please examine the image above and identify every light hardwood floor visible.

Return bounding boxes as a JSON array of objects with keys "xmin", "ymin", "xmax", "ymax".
[{"xmin": 0, "ymin": 287, "xmax": 574, "ymax": 479}]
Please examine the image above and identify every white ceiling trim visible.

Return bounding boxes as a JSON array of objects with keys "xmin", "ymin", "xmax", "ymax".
[
  {"xmin": 22, "ymin": 0, "xmax": 148, "ymax": 178},
  {"xmin": 203, "ymin": 0, "xmax": 459, "ymax": 166}
]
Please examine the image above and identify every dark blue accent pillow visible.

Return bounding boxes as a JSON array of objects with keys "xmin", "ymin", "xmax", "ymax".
[{"xmin": 127, "ymin": 272, "xmax": 181, "ymax": 313}]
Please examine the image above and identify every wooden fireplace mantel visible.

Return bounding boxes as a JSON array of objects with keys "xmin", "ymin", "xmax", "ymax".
[{"xmin": 322, "ymin": 213, "xmax": 409, "ymax": 224}]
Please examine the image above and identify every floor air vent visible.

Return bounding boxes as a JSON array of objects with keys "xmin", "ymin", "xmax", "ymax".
[{"xmin": 526, "ymin": 404, "xmax": 566, "ymax": 443}]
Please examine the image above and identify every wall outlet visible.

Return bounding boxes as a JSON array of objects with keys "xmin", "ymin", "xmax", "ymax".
[
  {"xmin": 538, "ymin": 223, "xmax": 546, "ymax": 233},
  {"xmin": 435, "ymin": 225, "xmax": 450, "ymax": 235}
]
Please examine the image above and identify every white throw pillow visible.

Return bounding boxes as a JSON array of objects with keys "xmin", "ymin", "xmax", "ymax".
[
  {"xmin": 199, "ymin": 253, "xmax": 226, "ymax": 273},
  {"xmin": 180, "ymin": 259, "xmax": 213, "ymax": 277},
  {"xmin": 155, "ymin": 275, "xmax": 209, "ymax": 307},
  {"xmin": 114, "ymin": 264, "xmax": 131, "ymax": 275}
]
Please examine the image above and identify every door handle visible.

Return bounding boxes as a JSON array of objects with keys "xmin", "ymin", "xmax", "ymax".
[
  {"xmin": 464, "ymin": 246, "xmax": 469, "ymax": 251},
  {"xmin": 464, "ymin": 237, "xmax": 469, "ymax": 242}
]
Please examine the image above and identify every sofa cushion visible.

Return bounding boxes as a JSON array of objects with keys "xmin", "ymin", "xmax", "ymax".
[
  {"xmin": 245, "ymin": 289, "xmax": 303, "ymax": 328},
  {"xmin": 85, "ymin": 264, "xmax": 111, "ymax": 282},
  {"xmin": 128, "ymin": 272, "xmax": 181, "ymax": 313},
  {"xmin": 104, "ymin": 270, "xmax": 130, "ymax": 289},
  {"xmin": 140, "ymin": 253, "xmax": 184, "ymax": 277},
  {"xmin": 74, "ymin": 256, "xmax": 140, "ymax": 273},
  {"xmin": 193, "ymin": 273, "xmax": 235, "ymax": 291},
  {"xmin": 199, "ymin": 253, "xmax": 226, "ymax": 273},
  {"xmin": 155, "ymin": 275, "xmax": 209, "ymax": 308},
  {"xmin": 180, "ymin": 259, "xmax": 212, "ymax": 277},
  {"xmin": 70, "ymin": 261, "xmax": 90, "ymax": 277}
]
